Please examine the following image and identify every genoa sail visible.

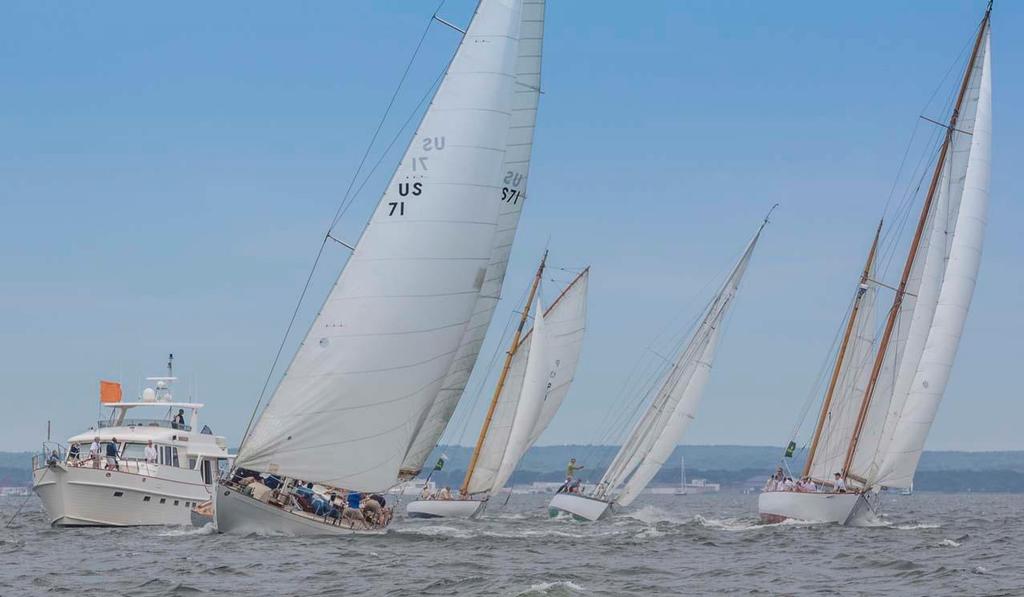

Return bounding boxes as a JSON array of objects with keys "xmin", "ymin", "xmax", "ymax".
[
  {"xmin": 400, "ymin": 0, "xmax": 547, "ymax": 478},
  {"xmin": 235, "ymin": 0, "xmax": 525, "ymax": 492}
]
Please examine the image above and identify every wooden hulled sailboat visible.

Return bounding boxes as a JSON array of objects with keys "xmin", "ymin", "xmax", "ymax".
[
  {"xmin": 759, "ymin": 6, "xmax": 993, "ymax": 525},
  {"xmin": 215, "ymin": 0, "xmax": 543, "ymax": 535},
  {"xmin": 550, "ymin": 217, "xmax": 768, "ymax": 521},
  {"xmin": 406, "ymin": 254, "xmax": 589, "ymax": 519}
]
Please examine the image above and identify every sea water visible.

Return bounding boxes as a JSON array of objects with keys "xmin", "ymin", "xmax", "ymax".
[{"xmin": 2, "ymin": 492, "xmax": 1021, "ymax": 595}]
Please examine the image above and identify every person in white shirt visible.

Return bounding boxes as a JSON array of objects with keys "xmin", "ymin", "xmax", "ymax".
[
  {"xmin": 783, "ymin": 477, "xmax": 796, "ymax": 491},
  {"xmin": 89, "ymin": 437, "xmax": 101, "ymax": 469},
  {"xmin": 833, "ymin": 473, "xmax": 848, "ymax": 493},
  {"xmin": 144, "ymin": 440, "xmax": 158, "ymax": 464}
]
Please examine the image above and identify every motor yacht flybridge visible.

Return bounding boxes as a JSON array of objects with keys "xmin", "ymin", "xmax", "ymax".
[
  {"xmin": 759, "ymin": 4, "xmax": 993, "ymax": 525},
  {"xmin": 32, "ymin": 355, "xmax": 230, "ymax": 527}
]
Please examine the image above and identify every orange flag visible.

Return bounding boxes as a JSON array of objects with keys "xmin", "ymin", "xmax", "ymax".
[{"xmin": 100, "ymin": 380, "xmax": 122, "ymax": 404}]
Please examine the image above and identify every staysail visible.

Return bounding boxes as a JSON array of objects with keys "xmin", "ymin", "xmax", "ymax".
[
  {"xmin": 235, "ymin": 0, "xmax": 524, "ymax": 492},
  {"xmin": 465, "ymin": 268, "xmax": 589, "ymax": 495},
  {"xmin": 597, "ymin": 220, "xmax": 766, "ymax": 504},
  {"xmin": 400, "ymin": 0, "xmax": 546, "ymax": 478}
]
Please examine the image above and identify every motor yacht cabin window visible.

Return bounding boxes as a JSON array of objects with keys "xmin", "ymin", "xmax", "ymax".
[
  {"xmin": 120, "ymin": 442, "xmax": 147, "ymax": 461},
  {"xmin": 159, "ymin": 446, "xmax": 179, "ymax": 467}
]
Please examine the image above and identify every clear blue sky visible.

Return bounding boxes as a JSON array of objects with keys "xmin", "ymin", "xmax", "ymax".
[{"xmin": 2, "ymin": 1, "xmax": 1020, "ymax": 452}]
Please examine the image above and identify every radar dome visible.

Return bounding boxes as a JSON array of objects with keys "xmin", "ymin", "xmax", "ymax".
[{"xmin": 142, "ymin": 388, "xmax": 157, "ymax": 402}]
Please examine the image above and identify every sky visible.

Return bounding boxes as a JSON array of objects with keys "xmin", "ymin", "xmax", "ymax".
[{"xmin": 1, "ymin": 1, "xmax": 1021, "ymax": 453}]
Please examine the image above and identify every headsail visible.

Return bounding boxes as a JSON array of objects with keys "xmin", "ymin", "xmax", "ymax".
[
  {"xmin": 400, "ymin": 0, "xmax": 546, "ymax": 478},
  {"xmin": 235, "ymin": 0, "xmax": 524, "ymax": 492},
  {"xmin": 597, "ymin": 220, "xmax": 766, "ymax": 504}
]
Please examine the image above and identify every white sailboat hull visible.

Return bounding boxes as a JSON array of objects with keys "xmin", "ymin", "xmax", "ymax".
[
  {"xmin": 758, "ymin": 491, "xmax": 875, "ymax": 526},
  {"xmin": 547, "ymin": 493, "xmax": 612, "ymax": 522},
  {"xmin": 406, "ymin": 499, "xmax": 484, "ymax": 519},
  {"xmin": 32, "ymin": 463, "xmax": 210, "ymax": 527},
  {"xmin": 213, "ymin": 483, "xmax": 384, "ymax": 536}
]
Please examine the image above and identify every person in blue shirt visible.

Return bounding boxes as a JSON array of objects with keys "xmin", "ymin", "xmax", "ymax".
[
  {"xmin": 347, "ymin": 490, "xmax": 362, "ymax": 510},
  {"xmin": 105, "ymin": 439, "xmax": 119, "ymax": 471}
]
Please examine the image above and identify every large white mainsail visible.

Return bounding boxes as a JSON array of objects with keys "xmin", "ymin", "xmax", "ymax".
[
  {"xmin": 597, "ymin": 221, "xmax": 765, "ymax": 504},
  {"xmin": 466, "ymin": 269, "xmax": 589, "ymax": 495},
  {"xmin": 235, "ymin": 0, "xmax": 524, "ymax": 492},
  {"xmin": 401, "ymin": 0, "xmax": 546, "ymax": 478},
  {"xmin": 874, "ymin": 27, "xmax": 991, "ymax": 489}
]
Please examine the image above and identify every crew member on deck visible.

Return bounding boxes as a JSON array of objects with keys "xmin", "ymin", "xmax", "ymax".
[{"xmin": 833, "ymin": 472, "xmax": 848, "ymax": 493}]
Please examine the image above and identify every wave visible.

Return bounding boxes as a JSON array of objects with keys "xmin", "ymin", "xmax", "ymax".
[
  {"xmin": 514, "ymin": 580, "xmax": 587, "ymax": 596},
  {"xmin": 892, "ymin": 523, "xmax": 941, "ymax": 530},
  {"xmin": 938, "ymin": 538, "xmax": 961, "ymax": 547},
  {"xmin": 158, "ymin": 523, "xmax": 217, "ymax": 537}
]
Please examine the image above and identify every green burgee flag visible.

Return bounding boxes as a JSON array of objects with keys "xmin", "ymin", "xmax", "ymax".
[
  {"xmin": 433, "ymin": 457, "xmax": 445, "ymax": 472},
  {"xmin": 784, "ymin": 441, "xmax": 797, "ymax": 458}
]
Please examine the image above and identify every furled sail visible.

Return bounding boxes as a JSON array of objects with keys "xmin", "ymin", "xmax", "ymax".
[
  {"xmin": 874, "ymin": 26, "xmax": 991, "ymax": 489},
  {"xmin": 597, "ymin": 223, "xmax": 764, "ymax": 502},
  {"xmin": 235, "ymin": 0, "xmax": 524, "ymax": 492},
  {"xmin": 400, "ymin": 0, "xmax": 546, "ymax": 477},
  {"xmin": 466, "ymin": 269, "xmax": 589, "ymax": 494}
]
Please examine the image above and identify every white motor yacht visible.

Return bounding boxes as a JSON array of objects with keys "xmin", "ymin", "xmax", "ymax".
[{"xmin": 32, "ymin": 360, "xmax": 230, "ymax": 527}]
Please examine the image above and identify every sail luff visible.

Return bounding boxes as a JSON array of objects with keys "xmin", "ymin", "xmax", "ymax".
[
  {"xmin": 235, "ymin": 0, "xmax": 523, "ymax": 491},
  {"xmin": 840, "ymin": 9, "xmax": 990, "ymax": 481},
  {"xmin": 400, "ymin": 0, "xmax": 546, "ymax": 477},
  {"xmin": 460, "ymin": 251, "xmax": 546, "ymax": 495},
  {"xmin": 874, "ymin": 24, "xmax": 991, "ymax": 489},
  {"xmin": 802, "ymin": 221, "xmax": 882, "ymax": 478}
]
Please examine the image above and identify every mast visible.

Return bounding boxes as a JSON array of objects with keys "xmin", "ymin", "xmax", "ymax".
[
  {"xmin": 841, "ymin": 7, "xmax": 992, "ymax": 482},
  {"xmin": 460, "ymin": 251, "xmax": 547, "ymax": 495},
  {"xmin": 802, "ymin": 220, "xmax": 882, "ymax": 479}
]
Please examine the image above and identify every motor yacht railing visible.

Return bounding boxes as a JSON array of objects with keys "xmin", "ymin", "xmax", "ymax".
[{"xmin": 96, "ymin": 418, "xmax": 192, "ymax": 432}]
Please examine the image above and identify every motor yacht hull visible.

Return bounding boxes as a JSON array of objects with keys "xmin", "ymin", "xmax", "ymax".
[
  {"xmin": 214, "ymin": 483, "xmax": 384, "ymax": 536},
  {"xmin": 405, "ymin": 499, "xmax": 484, "ymax": 519},
  {"xmin": 758, "ymin": 491, "xmax": 876, "ymax": 526},
  {"xmin": 547, "ymin": 493, "xmax": 612, "ymax": 522},
  {"xmin": 32, "ymin": 463, "xmax": 210, "ymax": 527}
]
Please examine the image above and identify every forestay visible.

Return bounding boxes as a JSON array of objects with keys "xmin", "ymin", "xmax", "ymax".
[
  {"xmin": 598, "ymin": 224, "xmax": 764, "ymax": 504},
  {"xmin": 466, "ymin": 269, "xmax": 589, "ymax": 494},
  {"xmin": 235, "ymin": 0, "xmax": 524, "ymax": 491},
  {"xmin": 401, "ymin": 0, "xmax": 546, "ymax": 478}
]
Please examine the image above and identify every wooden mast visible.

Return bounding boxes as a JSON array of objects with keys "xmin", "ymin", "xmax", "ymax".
[
  {"xmin": 460, "ymin": 251, "xmax": 547, "ymax": 495},
  {"xmin": 802, "ymin": 220, "xmax": 882, "ymax": 479},
  {"xmin": 841, "ymin": 7, "xmax": 991, "ymax": 483}
]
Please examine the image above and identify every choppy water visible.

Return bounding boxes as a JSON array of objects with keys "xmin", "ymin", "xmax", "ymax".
[{"xmin": 2, "ymin": 492, "xmax": 1022, "ymax": 595}]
